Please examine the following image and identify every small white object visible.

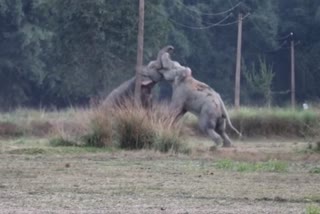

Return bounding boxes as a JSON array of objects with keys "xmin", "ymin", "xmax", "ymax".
[{"xmin": 303, "ymin": 103, "xmax": 309, "ymax": 110}]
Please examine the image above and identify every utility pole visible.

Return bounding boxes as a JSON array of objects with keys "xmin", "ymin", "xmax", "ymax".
[
  {"xmin": 234, "ymin": 13, "xmax": 243, "ymax": 109},
  {"xmin": 134, "ymin": 0, "xmax": 145, "ymax": 106},
  {"xmin": 290, "ymin": 32, "xmax": 295, "ymax": 109}
]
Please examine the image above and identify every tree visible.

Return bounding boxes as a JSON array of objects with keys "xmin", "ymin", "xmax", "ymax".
[
  {"xmin": 0, "ymin": 0, "xmax": 52, "ymax": 109},
  {"xmin": 243, "ymin": 57, "xmax": 275, "ymax": 107}
]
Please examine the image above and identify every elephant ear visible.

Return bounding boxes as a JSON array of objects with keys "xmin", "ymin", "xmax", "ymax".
[{"xmin": 176, "ymin": 68, "xmax": 192, "ymax": 82}]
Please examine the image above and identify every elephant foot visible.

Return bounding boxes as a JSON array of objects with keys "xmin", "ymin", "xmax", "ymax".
[
  {"xmin": 214, "ymin": 138, "xmax": 223, "ymax": 147},
  {"xmin": 209, "ymin": 145, "xmax": 218, "ymax": 152},
  {"xmin": 222, "ymin": 143, "xmax": 233, "ymax": 148}
]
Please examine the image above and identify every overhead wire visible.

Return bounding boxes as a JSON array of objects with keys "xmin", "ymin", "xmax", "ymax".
[
  {"xmin": 175, "ymin": 1, "xmax": 241, "ymax": 16},
  {"xmin": 265, "ymin": 40, "xmax": 288, "ymax": 53},
  {"xmin": 154, "ymin": 1, "xmax": 250, "ymax": 30},
  {"xmin": 275, "ymin": 33, "xmax": 293, "ymax": 41},
  {"xmin": 214, "ymin": 13, "xmax": 250, "ymax": 27},
  {"xmin": 167, "ymin": 13, "xmax": 233, "ymax": 30}
]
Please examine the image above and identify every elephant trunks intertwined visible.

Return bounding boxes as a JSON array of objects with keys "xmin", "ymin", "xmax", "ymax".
[
  {"xmin": 101, "ymin": 45, "xmax": 241, "ymax": 148},
  {"xmin": 101, "ymin": 46, "xmax": 173, "ymax": 109}
]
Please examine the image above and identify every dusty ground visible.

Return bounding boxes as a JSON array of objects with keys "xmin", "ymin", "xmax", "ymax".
[{"xmin": 0, "ymin": 138, "xmax": 320, "ymax": 214}]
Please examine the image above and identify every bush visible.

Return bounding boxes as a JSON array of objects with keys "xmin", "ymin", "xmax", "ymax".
[{"xmin": 229, "ymin": 108, "xmax": 320, "ymax": 138}]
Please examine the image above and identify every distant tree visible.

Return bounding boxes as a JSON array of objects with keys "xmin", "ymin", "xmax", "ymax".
[
  {"xmin": 0, "ymin": 0, "xmax": 52, "ymax": 109},
  {"xmin": 244, "ymin": 57, "xmax": 275, "ymax": 107}
]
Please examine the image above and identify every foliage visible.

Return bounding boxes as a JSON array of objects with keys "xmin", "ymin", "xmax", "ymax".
[
  {"xmin": 243, "ymin": 57, "xmax": 275, "ymax": 107},
  {"xmin": 1, "ymin": 0, "xmax": 320, "ymax": 109}
]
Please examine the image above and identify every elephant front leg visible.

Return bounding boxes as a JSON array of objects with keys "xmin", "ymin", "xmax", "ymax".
[{"xmin": 169, "ymin": 96, "xmax": 186, "ymax": 123}]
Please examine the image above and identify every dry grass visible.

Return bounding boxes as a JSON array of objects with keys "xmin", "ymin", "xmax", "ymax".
[
  {"xmin": 0, "ymin": 107, "xmax": 94, "ymax": 138},
  {"xmin": 100, "ymin": 101, "xmax": 186, "ymax": 153}
]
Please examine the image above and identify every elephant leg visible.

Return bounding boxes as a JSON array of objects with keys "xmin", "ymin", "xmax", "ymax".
[
  {"xmin": 169, "ymin": 95, "xmax": 186, "ymax": 123},
  {"xmin": 199, "ymin": 114, "xmax": 222, "ymax": 146},
  {"xmin": 216, "ymin": 118, "xmax": 232, "ymax": 147},
  {"xmin": 141, "ymin": 84, "xmax": 154, "ymax": 108}
]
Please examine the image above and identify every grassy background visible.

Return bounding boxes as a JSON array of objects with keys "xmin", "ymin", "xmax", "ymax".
[
  {"xmin": 184, "ymin": 107, "xmax": 320, "ymax": 138},
  {"xmin": 0, "ymin": 106, "xmax": 319, "ymax": 152}
]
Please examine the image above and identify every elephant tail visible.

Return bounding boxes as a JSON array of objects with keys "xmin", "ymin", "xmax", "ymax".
[{"xmin": 218, "ymin": 95, "xmax": 242, "ymax": 137}]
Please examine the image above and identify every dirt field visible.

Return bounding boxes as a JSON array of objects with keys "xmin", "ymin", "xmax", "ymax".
[{"xmin": 0, "ymin": 138, "xmax": 320, "ymax": 214}]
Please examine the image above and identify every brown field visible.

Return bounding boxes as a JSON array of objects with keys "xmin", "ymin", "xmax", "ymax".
[{"xmin": 1, "ymin": 137, "xmax": 320, "ymax": 214}]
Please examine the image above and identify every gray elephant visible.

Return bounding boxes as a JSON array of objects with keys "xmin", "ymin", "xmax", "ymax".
[
  {"xmin": 157, "ymin": 52, "xmax": 241, "ymax": 147},
  {"xmin": 102, "ymin": 46, "xmax": 174, "ymax": 108}
]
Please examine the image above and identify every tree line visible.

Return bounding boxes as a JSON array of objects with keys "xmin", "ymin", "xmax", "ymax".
[{"xmin": 1, "ymin": 0, "xmax": 320, "ymax": 110}]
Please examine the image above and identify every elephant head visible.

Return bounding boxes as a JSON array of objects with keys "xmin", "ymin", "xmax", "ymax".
[
  {"xmin": 155, "ymin": 48, "xmax": 192, "ymax": 83},
  {"xmin": 140, "ymin": 45, "xmax": 175, "ymax": 86}
]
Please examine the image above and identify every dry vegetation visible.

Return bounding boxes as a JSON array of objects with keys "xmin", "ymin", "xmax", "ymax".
[{"xmin": 0, "ymin": 106, "xmax": 320, "ymax": 213}]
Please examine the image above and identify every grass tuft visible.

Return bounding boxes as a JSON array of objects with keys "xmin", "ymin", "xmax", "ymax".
[
  {"xmin": 306, "ymin": 204, "xmax": 320, "ymax": 214},
  {"xmin": 103, "ymin": 100, "xmax": 186, "ymax": 153},
  {"xmin": 309, "ymin": 167, "xmax": 320, "ymax": 174},
  {"xmin": 81, "ymin": 110, "xmax": 113, "ymax": 147},
  {"xmin": 49, "ymin": 138, "xmax": 77, "ymax": 147},
  {"xmin": 215, "ymin": 159, "xmax": 288, "ymax": 172}
]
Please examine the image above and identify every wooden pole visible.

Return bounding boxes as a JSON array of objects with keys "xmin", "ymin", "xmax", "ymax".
[
  {"xmin": 290, "ymin": 32, "xmax": 295, "ymax": 109},
  {"xmin": 234, "ymin": 13, "xmax": 243, "ymax": 109},
  {"xmin": 134, "ymin": 0, "xmax": 145, "ymax": 106}
]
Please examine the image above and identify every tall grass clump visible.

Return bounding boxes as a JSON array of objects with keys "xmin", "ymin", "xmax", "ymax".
[
  {"xmin": 111, "ymin": 100, "xmax": 185, "ymax": 153},
  {"xmin": 113, "ymin": 104, "xmax": 154, "ymax": 149},
  {"xmin": 230, "ymin": 107, "xmax": 320, "ymax": 138},
  {"xmin": 81, "ymin": 108, "xmax": 113, "ymax": 147}
]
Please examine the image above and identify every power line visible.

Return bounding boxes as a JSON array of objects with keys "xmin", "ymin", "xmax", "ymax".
[
  {"xmin": 168, "ymin": 12, "xmax": 250, "ymax": 29},
  {"xmin": 265, "ymin": 40, "xmax": 288, "ymax": 53},
  {"xmin": 214, "ymin": 13, "xmax": 250, "ymax": 27},
  {"xmin": 168, "ymin": 13, "xmax": 233, "ymax": 30},
  {"xmin": 276, "ymin": 33, "xmax": 292, "ymax": 41},
  {"xmin": 175, "ymin": 1, "xmax": 241, "ymax": 16}
]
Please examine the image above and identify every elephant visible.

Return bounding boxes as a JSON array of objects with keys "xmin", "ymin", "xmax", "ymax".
[
  {"xmin": 157, "ymin": 52, "xmax": 241, "ymax": 147},
  {"xmin": 101, "ymin": 46, "xmax": 174, "ymax": 108}
]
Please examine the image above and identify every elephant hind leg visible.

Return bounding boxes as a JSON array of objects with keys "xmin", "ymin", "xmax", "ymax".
[
  {"xmin": 216, "ymin": 118, "xmax": 232, "ymax": 147},
  {"xmin": 207, "ymin": 128, "xmax": 223, "ymax": 146},
  {"xmin": 199, "ymin": 115, "xmax": 222, "ymax": 146}
]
